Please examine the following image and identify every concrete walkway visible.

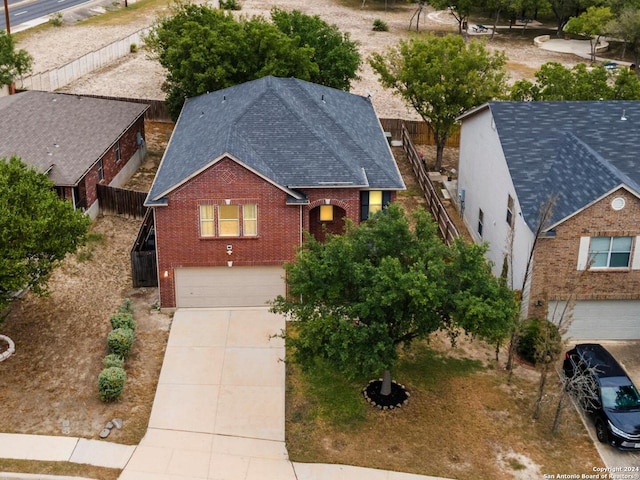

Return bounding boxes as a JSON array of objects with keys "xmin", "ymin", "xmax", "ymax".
[{"xmin": 0, "ymin": 308, "xmax": 450, "ymax": 479}]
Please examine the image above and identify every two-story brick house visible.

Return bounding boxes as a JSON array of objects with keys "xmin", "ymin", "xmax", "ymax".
[
  {"xmin": 0, "ymin": 91, "xmax": 148, "ymax": 219},
  {"xmin": 145, "ymin": 76, "xmax": 405, "ymax": 309},
  {"xmin": 457, "ymin": 101, "xmax": 640, "ymax": 340}
]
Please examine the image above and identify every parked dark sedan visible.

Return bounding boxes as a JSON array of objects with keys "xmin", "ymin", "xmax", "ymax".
[{"xmin": 563, "ymin": 343, "xmax": 640, "ymax": 450}]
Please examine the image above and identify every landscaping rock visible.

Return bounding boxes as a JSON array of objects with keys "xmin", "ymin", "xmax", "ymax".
[
  {"xmin": 112, "ymin": 418, "xmax": 123, "ymax": 429},
  {"xmin": 99, "ymin": 428, "xmax": 110, "ymax": 438}
]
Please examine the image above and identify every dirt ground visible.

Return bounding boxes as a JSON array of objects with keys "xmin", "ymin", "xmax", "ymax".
[
  {"xmin": 18, "ymin": 0, "xmax": 583, "ymax": 119},
  {"xmin": 0, "ymin": 0, "xmax": 609, "ymax": 473},
  {"xmin": 0, "ymin": 122, "xmax": 174, "ymax": 444}
]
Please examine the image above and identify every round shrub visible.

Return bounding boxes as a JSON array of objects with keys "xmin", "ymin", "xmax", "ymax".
[
  {"xmin": 103, "ymin": 353, "xmax": 125, "ymax": 369},
  {"xmin": 98, "ymin": 367, "xmax": 126, "ymax": 402},
  {"xmin": 516, "ymin": 318, "xmax": 562, "ymax": 365},
  {"xmin": 372, "ymin": 19, "xmax": 389, "ymax": 32},
  {"xmin": 110, "ymin": 312, "xmax": 136, "ymax": 332},
  {"xmin": 107, "ymin": 327, "xmax": 135, "ymax": 358}
]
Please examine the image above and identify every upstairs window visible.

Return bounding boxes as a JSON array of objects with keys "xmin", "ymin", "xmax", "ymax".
[
  {"xmin": 477, "ymin": 208, "xmax": 484, "ymax": 237},
  {"xmin": 97, "ymin": 159, "xmax": 104, "ymax": 181},
  {"xmin": 115, "ymin": 141, "xmax": 121, "ymax": 162}
]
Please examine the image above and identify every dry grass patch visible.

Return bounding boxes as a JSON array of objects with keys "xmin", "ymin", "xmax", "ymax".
[
  {"xmin": 286, "ymin": 333, "xmax": 603, "ymax": 479},
  {"xmin": 0, "ymin": 459, "xmax": 119, "ymax": 480}
]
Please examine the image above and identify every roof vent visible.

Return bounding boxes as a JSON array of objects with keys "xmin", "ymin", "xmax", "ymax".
[
  {"xmin": 621, "ymin": 109, "xmax": 627, "ymax": 121},
  {"xmin": 321, "ymin": 94, "xmax": 325, "ymax": 103}
]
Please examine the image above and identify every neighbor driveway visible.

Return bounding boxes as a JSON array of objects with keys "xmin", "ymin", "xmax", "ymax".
[{"xmin": 119, "ymin": 308, "xmax": 449, "ymax": 480}]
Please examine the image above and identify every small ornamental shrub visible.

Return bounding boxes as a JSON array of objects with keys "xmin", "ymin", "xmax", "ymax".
[
  {"xmin": 107, "ymin": 327, "xmax": 135, "ymax": 358},
  {"xmin": 103, "ymin": 353, "xmax": 125, "ymax": 369},
  {"xmin": 49, "ymin": 12, "xmax": 63, "ymax": 27},
  {"xmin": 119, "ymin": 298, "xmax": 134, "ymax": 314},
  {"xmin": 516, "ymin": 318, "xmax": 562, "ymax": 365},
  {"xmin": 220, "ymin": 0, "xmax": 241, "ymax": 10},
  {"xmin": 98, "ymin": 366, "xmax": 126, "ymax": 402},
  {"xmin": 372, "ymin": 19, "xmax": 389, "ymax": 32},
  {"xmin": 130, "ymin": 43, "xmax": 138, "ymax": 53},
  {"xmin": 110, "ymin": 312, "xmax": 136, "ymax": 332}
]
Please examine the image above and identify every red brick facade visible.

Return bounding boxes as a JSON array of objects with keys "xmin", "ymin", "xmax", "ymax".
[
  {"xmin": 77, "ymin": 117, "xmax": 146, "ymax": 209},
  {"xmin": 528, "ymin": 188, "xmax": 640, "ymax": 318},
  {"xmin": 155, "ymin": 156, "xmax": 397, "ymax": 307}
]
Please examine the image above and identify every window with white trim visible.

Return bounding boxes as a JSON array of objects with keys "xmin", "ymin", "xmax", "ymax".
[
  {"xmin": 97, "ymin": 159, "xmax": 104, "ymax": 181},
  {"xmin": 219, "ymin": 205, "xmax": 239, "ymax": 237},
  {"xmin": 199, "ymin": 203, "xmax": 257, "ymax": 238},
  {"xmin": 243, "ymin": 204, "xmax": 258, "ymax": 236},
  {"xmin": 115, "ymin": 141, "xmax": 121, "ymax": 162},
  {"xmin": 477, "ymin": 208, "xmax": 484, "ymax": 237},
  {"xmin": 589, "ymin": 236, "xmax": 633, "ymax": 268},
  {"xmin": 199, "ymin": 205, "xmax": 215, "ymax": 237}
]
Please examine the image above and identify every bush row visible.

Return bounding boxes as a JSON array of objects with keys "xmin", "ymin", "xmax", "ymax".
[{"xmin": 98, "ymin": 299, "xmax": 136, "ymax": 402}]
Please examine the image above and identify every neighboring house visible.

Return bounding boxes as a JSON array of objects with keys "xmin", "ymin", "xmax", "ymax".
[
  {"xmin": 145, "ymin": 76, "xmax": 405, "ymax": 309},
  {"xmin": 457, "ymin": 101, "xmax": 640, "ymax": 340},
  {"xmin": 0, "ymin": 91, "xmax": 149, "ymax": 219}
]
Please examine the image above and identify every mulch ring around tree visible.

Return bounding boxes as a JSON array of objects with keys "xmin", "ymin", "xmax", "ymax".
[{"xmin": 362, "ymin": 379, "xmax": 409, "ymax": 410}]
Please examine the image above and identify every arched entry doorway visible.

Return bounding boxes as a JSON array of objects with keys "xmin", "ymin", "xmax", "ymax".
[{"xmin": 309, "ymin": 204, "xmax": 346, "ymax": 242}]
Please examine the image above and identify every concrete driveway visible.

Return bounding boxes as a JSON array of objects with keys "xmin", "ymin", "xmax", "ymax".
[
  {"xmin": 120, "ymin": 308, "xmax": 295, "ymax": 480},
  {"xmin": 119, "ymin": 308, "xmax": 450, "ymax": 480},
  {"xmin": 565, "ymin": 341, "xmax": 640, "ymax": 469}
]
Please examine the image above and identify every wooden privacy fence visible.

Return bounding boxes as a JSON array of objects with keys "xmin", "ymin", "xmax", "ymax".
[
  {"xmin": 131, "ymin": 208, "xmax": 157, "ymax": 288},
  {"xmin": 97, "ymin": 184, "xmax": 148, "ymax": 219},
  {"xmin": 76, "ymin": 95, "xmax": 171, "ymax": 122},
  {"xmin": 401, "ymin": 123, "xmax": 460, "ymax": 245},
  {"xmin": 380, "ymin": 118, "xmax": 460, "ymax": 147}
]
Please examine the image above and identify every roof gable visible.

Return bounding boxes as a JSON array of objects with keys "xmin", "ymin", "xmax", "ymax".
[
  {"xmin": 146, "ymin": 77, "xmax": 405, "ymax": 205},
  {"xmin": 0, "ymin": 91, "xmax": 148, "ymax": 185},
  {"xmin": 477, "ymin": 101, "xmax": 640, "ymax": 230}
]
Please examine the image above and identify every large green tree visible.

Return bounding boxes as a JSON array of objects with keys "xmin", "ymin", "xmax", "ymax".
[
  {"xmin": 270, "ymin": 8, "xmax": 360, "ymax": 91},
  {"xmin": 271, "ymin": 204, "xmax": 517, "ymax": 397},
  {"xmin": 510, "ymin": 61, "xmax": 640, "ymax": 100},
  {"xmin": 607, "ymin": 7, "xmax": 640, "ymax": 67},
  {"xmin": 146, "ymin": 4, "xmax": 360, "ymax": 119},
  {"xmin": 0, "ymin": 157, "xmax": 90, "ymax": 315},
  {"xmin": 0, "ymin": 30, "xmax": 32, "ymax": 87},
  {"xmin": 369, "ymin": 35, "xmax": 507, "ymax": 171},
  {"xmin": 564, "ymin": 6, "xmax": 614, "ymax": 62}
]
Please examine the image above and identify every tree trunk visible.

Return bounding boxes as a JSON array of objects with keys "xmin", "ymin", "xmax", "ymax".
[
  {"xmin": 434, "ymin": 139, "xmax": 446, "ymax": 172},
  {"xmin": 505, "ymin": 330, "xmax": 517, "ymax": 384},
  {"xmin": 532, "ymin": 362, "xmax": 549, "ymax": 420},
  {"xmin": 490, "ymin": 10, "xmax": 499, "ymax": 40},
  {"xmin": 381, "ymin": 369, "xmax": 392, "ymax": 396}
]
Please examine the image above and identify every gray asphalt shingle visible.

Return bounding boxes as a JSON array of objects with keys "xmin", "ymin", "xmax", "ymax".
[
  {"xmin": 146, "ymin": 77, "xmax": 404, "ymax": 205},
  {"xmin": 487, "ymin": 101, "xmax": 640, "ymax": 230},
  {"xmin": 0, "ymin": 91, "xmax": 148, "ymax": 185}
]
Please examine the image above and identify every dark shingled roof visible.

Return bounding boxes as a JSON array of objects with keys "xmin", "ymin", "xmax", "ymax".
[
  {"xmin": 0, "ymin": 91, "xmax": 148, "ymax": 186},
  {"xmin": 484, "ymin": 101, "xmax": 640, "ymax": 230},
  {"xmin": 146, "ymin": 76, "xmax": 405, "ymax": 206}
]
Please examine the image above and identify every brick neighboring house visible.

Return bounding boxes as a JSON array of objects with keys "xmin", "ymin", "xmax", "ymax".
[
  {"xmin": 0, "ymin": 91, "xmax": 149, "ymax": 219},
  {"xmin": 144, "ymin": 76, "xmax": 405, "ymax": 309},
  {"xmin": 456, "ymin": 101, "xmax": 640, "ymax": 340}
]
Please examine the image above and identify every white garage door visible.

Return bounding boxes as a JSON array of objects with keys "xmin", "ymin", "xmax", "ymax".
[
  {"xmin": 549, "ymin": 300, "xmax": 640, "ymax": 340},
  {"xmin": 175, "ymin": 267, "xmax": 286, "ymax": 308}
]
